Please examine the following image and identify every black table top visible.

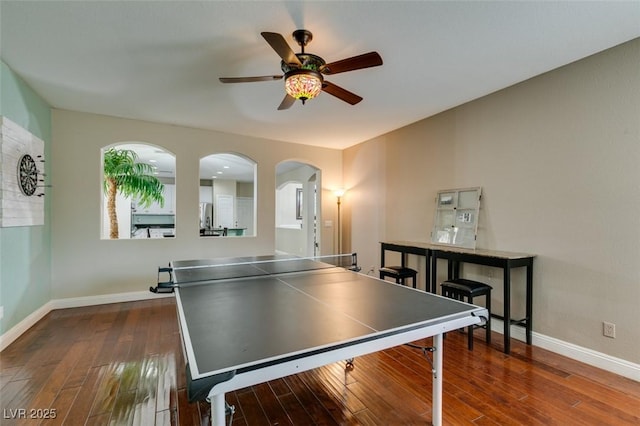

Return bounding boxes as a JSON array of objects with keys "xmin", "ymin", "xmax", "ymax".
[{"xmin": 175, "ymin": 265, "xmax": 483, "ymax": 380}]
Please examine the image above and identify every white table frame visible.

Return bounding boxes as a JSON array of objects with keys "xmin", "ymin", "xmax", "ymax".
[{"xmin": 202, "ymin": 314, "xmax": 482, "ymax": 426}]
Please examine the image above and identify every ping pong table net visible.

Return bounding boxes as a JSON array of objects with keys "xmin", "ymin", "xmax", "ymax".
[{"xmin": 150, "ymin": 253, "xmax": 361, "ymax": 294}]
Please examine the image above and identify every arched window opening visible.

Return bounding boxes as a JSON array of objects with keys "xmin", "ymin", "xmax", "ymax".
[
  {"xmin": 199, "ymin": 153, "xmax": 256, "ymax": 237},
  {"xmin": 101, "ymin": 143, "xmax": 176, "ymax": 239}
]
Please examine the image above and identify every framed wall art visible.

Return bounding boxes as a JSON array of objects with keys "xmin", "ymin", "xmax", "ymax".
[
  {"xmin": 295, "ymin": 188, "xmax": 303, "ymax": 220},
  {"xmin": 430, "ymin": 187, "xmax": 482, "ymax": 249}
]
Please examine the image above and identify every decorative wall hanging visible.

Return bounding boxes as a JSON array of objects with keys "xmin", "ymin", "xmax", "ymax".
[
  {"xmin": 0, "ymin": 116, "xmax": 46, "ymax": 227},
  {"xmin": 430, "ymin": 187, "xmax": 482, "ymax": 249}
]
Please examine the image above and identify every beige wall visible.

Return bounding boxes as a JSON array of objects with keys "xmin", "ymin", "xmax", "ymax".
[
  {"xmin": 345, "ymin": 38, "xmax": 640, "ymax": 364},
  {"xmin": 51, "ymin": 110, "xmax": 342, "ymax": 298}
]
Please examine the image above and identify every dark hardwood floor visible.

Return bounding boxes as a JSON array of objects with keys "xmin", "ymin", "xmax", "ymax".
[{"xmin": 1, "ymin": 298, "xmax": 638, "ymax": 425}]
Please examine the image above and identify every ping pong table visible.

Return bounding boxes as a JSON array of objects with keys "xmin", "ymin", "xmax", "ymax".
[{"xmin": 152, "ymin": 254, "xmax": 487, "ymax": 426}]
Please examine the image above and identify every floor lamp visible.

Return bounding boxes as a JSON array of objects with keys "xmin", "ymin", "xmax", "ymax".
[{"xmin": 334, "ymin": 189, "xmax": 345, "ymax": 254}]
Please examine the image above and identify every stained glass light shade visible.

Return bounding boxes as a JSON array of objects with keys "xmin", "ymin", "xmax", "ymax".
[{"xmin": 285, "ymin": 70, "xmax": 323, "ymax": 101}]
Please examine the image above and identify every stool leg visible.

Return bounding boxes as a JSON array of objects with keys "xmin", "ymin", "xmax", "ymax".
[{"xmin": 467, "ymin": 295, "xmax": 474, "ymax": 350}]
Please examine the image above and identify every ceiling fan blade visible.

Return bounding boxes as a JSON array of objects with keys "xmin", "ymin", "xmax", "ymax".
[
  {"xmin": 322, "ymin": 81, "xmax": 363, "ymax": 105},
  {"xmin": 277, "ymin": 94, "xmax": 296, "ymax": 110},
  {"xmin": 261, "ymin": 32, "xmax": 302, "ymax": 67},
  {"xmin": 219, "ymin": 75, "xmax": 282, "ymax": 83},
  {"xmin": 322, "ymin": 52, "xmax": 383, "ymax": 75}
]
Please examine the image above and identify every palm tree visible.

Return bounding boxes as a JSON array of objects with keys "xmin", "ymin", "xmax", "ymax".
[{"xmin": 103, "ymin": 148, "xmax": 165, "ymax": 239}]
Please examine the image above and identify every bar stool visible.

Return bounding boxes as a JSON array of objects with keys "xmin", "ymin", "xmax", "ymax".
[
  {"xmin": 441, "ymin": 278, "xmax": 492, "ymax": 350},
  {"xmin": 379, "ymin": 266, "xmax": 417, "ymax": 288}
]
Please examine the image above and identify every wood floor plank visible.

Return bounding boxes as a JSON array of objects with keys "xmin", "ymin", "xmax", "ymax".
[
  {"xmin": 297, "ymin": 368, "xmax": 361, "ymax": 425},
  {"xmin": 283, "ymin": 373, "xmax": 340, "ymax": 425},
  {"xmin": 2, "ymin": 364, "xmax": 56, "ymax": 412},
  {"xmin": 574, "ymin": 397, "xmax": 640, "ymax": 425},
  {"xmin": 353, "ymin": 407, "xmax": 383, "ymax": 425},
  {"xmin": 156, "ymin": 354, "xmax": 178, "ymax": 414},
  {"xmin": 60, "ymin": 333, "xmax": 105, "ymax": 391},
  {"xmin": 267, "ymin": 377, "xmax": 291, "ymax": 397},
  {"xmin": 225, "ymin": 392, "xmax": 246, "ymax": 426},
  {"xmin": 26, "ymin": 339, "xmax": 90, "ymax": 413},
  {"xmin": 441, "ymin": 389, "xmax": 489, "ymax": 424},
  {"xmin": 87, "ymin": 363, "xmax": 122, "ymax": 418},
  {"xmin": 346, "ymin": 379, "xmax": 414, "ymax": 425},
  {"xmin": 299, "ymin": 362, "xmax": 367, "ymax": 414},
  {"xmin": 86, "ymin": 412, "xmax": 111, "ymax": 426},
  {"xmin": 44, "ymin": 386, "xmax": 81, "ymax": 426},
  {"xmin": 155, "ymin": 409, "xmax": 172, "ymax": 426},
  {"xmin": 0, "ymin": 366, "xmax": 23, "ymax": 389},
  {"xmin": 176, "ymin": 389, "xmax": 202, "ymax": 426},
  {"xmin": 510, "ymin": 342, "xmax": 640, "ymax": 398},
  {"xmin": 109, "ymin": 388, "xmax": 137, "ymax": 425},
  {"xmin": 563, "ymin": 374, "xmax": 640, "ymax": 418},
  {"xmin": 133, "ymin": 359, "xmax": 162, "ymax": 426},
  {"xmin": 252, "ymin": 381, "xmax": 294, "ymax": 425},
  {"xmin": 234, "ymin": 388, "xmax": 270, "ymax": 424},
  {"xmin": 346, "ymin": 353, "xmax": 430, "ymax": 418},
  {"xmin": 1, "ymin": 299, "xmax": 638, "ymax": 425},
  {"xmin": 61, "ymin": 366, "xmax": 104, "ymax": 425}
]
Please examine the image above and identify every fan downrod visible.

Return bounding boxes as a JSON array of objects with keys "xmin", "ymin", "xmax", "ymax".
[{"xmin": 292, "ymin": 29, "xmax": 313, "ymax": 53}]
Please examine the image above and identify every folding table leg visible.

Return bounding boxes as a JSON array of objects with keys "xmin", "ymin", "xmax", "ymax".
[
  {"xmin": 432, "ymin": 333, "xmax": 443, "ymax": 426},
  {"xmin": 211, "ymin": 393, "xmax": 225, "ymax": 426}
]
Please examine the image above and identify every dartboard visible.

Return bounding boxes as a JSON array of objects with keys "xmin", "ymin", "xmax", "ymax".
[{"xmin": 18, "ymin": 154, "xmax": 38, "ymax": 196}]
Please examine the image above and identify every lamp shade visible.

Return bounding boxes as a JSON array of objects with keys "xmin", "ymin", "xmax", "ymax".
[{"xmin": 285, "ymin": 70, "xmax": 323, "ymax": 101}]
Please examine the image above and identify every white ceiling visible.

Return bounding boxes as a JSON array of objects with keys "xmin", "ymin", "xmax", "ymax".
[{"xmin": 2, "ymin": 1, "xmax": 639, "ymax": 150}]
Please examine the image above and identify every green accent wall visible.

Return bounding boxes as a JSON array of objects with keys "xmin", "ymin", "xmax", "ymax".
[{"xmin": 0, "ymin": 60, "xmax": 52, "ymax": 334}]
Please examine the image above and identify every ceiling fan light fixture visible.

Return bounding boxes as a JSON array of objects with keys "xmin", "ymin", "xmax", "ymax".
[
  {"xmin": 221, "ymin": 30, "xmax": 383, "ymax": 109},
  {"xmin": 285, "ymin": 69, "xmax": 323, "ymax": 102}
]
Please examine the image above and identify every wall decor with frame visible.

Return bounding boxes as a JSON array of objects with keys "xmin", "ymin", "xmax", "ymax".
[
  {"xmin": 295, "ymin": 188, "xmax": 303, "ymax": 220},
  {"xmin": 430, "ymin": 187, "xmax": 482, "ymax": 249},
  {"xmin": 0, "ymin": 116, "xmax": 46, "ymax": 227}
]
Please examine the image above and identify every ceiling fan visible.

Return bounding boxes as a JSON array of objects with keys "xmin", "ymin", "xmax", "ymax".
[{"xmin": 219, "ymin": 29, "xmax": 383, "ymax": 110}]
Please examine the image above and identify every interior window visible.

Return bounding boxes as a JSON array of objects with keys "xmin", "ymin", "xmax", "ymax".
[
  {"xmin": 101, "ymin": 143, "xmax": 176, "ymax": 239},
  {"xmin": 199, "ymin": 153, "xmax": 256, "ymax": 237}
]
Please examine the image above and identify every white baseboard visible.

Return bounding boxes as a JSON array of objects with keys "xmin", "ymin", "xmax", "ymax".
[
  {"xmin": 1, "ymin": 295, "xmax": 638, "ymax": 382},
  {"xmin": 0, "ymin": 301, "xmax": 54, "ymax": 352},
  {"xmin": 491, "ymin": 319, "xmax": 639, "ymax": 382},
  {"xmin": 49, "ymin": 289, "xmax": 172, "ymax": 310},
  {"xmin": 0, "ymin": 290, "xmax": 172, "ymax": 351}
]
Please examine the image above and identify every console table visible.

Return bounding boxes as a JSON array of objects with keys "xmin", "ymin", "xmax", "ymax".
[
  {"xmin": 380, "ymin": 241, "xmax": 535, "ymax": 354},
  {"xmin": 380, "ymin": 241, "xmax": 432, "ymax": 291}
]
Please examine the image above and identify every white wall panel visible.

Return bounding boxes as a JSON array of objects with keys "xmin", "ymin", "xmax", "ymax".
[{"xmin": 0, "ymin": 116, "xmax": 45, "ymax": 227}]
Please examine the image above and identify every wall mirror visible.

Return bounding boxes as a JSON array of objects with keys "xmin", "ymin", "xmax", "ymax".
[
  {"xmin": 199, "ymin": 153, "xmax": 256, "ymax": 237},
  {"xmin": 430, "ymin": 187, "xmax": 482, "ymax": 249},
  {"xmin": 101, "ymin": 143, "xmax": 176, "ymax": 239}
]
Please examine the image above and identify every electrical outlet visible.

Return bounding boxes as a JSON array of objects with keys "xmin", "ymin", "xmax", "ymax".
[
  {"xmin": 0, "ymin": 306, "xmax": 3, "ymax": 320},
  {"xmin": 368, "ymin": 266, "xmax": 375, "ymax": 275},
  {"xmin": 603, "ymin": 321, "xmax": 616, "ymax": 338}
]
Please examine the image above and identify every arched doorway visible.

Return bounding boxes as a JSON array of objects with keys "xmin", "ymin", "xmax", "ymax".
[{"xmin": 275, "ymin": 161, "xmax": 320, "ymax": 257}]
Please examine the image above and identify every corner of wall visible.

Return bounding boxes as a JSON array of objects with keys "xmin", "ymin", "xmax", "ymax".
[{"xmin": 0, "ymin": 60, "xmax": 52, "ymax": 335}]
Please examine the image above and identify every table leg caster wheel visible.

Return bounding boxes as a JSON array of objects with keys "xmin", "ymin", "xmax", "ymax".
[{"xmin": 345, "ymin": 358, "xmax": 355, "ymax": 371}]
